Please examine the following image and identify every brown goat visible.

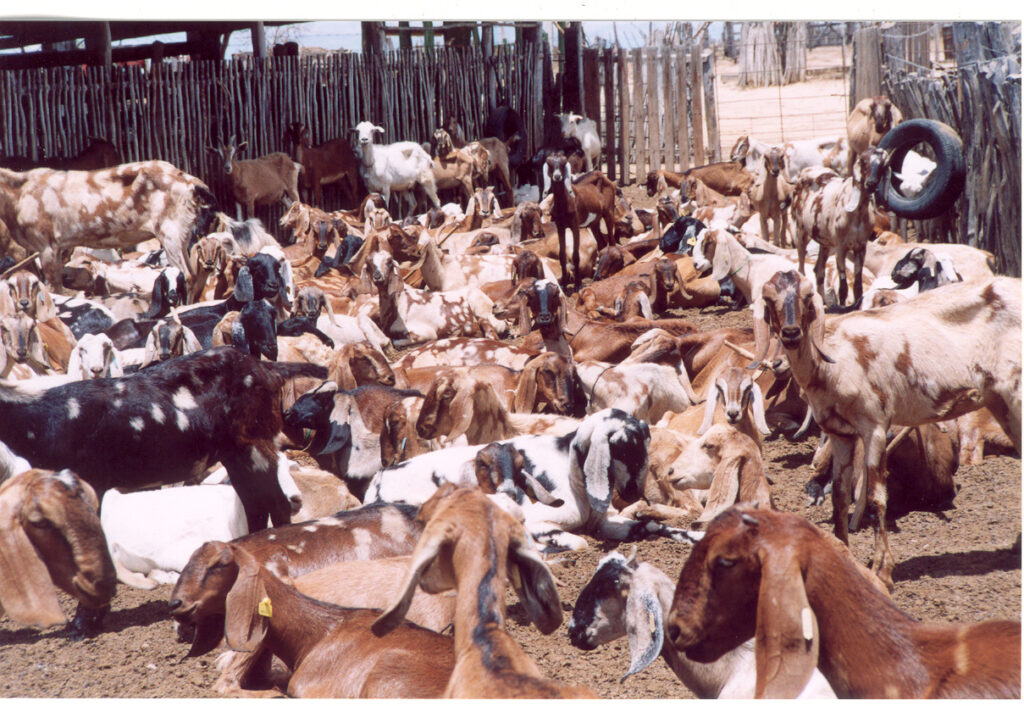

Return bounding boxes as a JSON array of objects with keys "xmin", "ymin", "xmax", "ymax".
[
  {"xmin": 666, "ymin": 506, "xmax": 1021, "ymax": 698},
  {"xmin": 284, "ymin": 121, "xmax": 361, "ymax": 206},
  {"xmin": 169, "ymin": 502, "xmax": 423, "ymax": 694},
  {"xmin": 415, "ymin": 367, "xmax": 579, "ymax": 444},
  {"xmin": 220, "ymin": 546, "xmax": 454, "ymax": 697},
  {"xmin": 208, "ymin": 140, "xmax": 300, "ymax": 220},
  {"xmin": 748, "ymin": 146, "xmax": 792, "ymax": 247},
  {"xmin": 0, "ymin": 469, "xmax": 116, "ymax": 637},
  {"xmin": 373, "ymin": 484, "xmax": 597, "ymax": 698},
  {"xmin": 513, "ymin": 352, "xmax": 588, "ymax": 416},
  {"xmin": 846, "ymin": 95, "xmax": 903, "ymax": 174},
  {"xmin": 543, "ymin": 152, "xmax": 616, "ymax": 289}
]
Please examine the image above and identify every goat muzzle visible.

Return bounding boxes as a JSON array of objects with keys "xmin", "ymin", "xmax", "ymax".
[{"xmin": 779, "ymin": 326, "xmax": 802, "ymax": 348}]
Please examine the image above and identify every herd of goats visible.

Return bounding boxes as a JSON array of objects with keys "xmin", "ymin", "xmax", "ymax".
[{"xmin": 0, "ymin": 91, "xmax": 1020, "ymax": 699}]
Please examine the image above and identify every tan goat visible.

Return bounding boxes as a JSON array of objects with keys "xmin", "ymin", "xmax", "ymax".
[{"xmin": 373, "ymin": 484, "xmax": 597, "ymax": 698}]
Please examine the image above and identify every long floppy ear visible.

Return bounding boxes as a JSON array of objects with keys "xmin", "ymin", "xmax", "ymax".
[
  {"xmin": 34, "ymin": 284, "xmax": 57, "ymax": 323},
  {"xmin": 622, "ymin": 569, "xmax": 664, "ymax": 681},
  {"xmin": 223, "ymin": 548, "xmax": 269, "ymax": 653},
  {"xmin": 696, "ymin": 454, "xmax": 743, "ymax": 526},
  {"xmin": 559, "ymin": 291, "xmax": 570, "ymax": 331},
  {"xmin": 636, "ymin": 291, "xmax": 654, "ymax": 320},
  {"xmin": 234, "ymin": 265, "xmax": 254, "ymax": 302},
  {"xmin": 515, "ymin": 294, "xmax": 533, "ymax": 338},
  {"xmin": 508, "ymin": 527, "xmax": 562, "ymax": 634},
  {"xmin": 386, "ymin": 263, "xmax": 404, "ymax": 297},
  {"xmin": 320, "ymin": 293, "xmax": 338, "ymax": 325},
  {"xmin": 146, "ymin": 273, "xmax": 167, "ymax": 319},
  {"xmin": 513, "ymin": 358, "xmax": 540, "ymax": 413},
  {"xmin": 0, "ymin": 475, "xmax": 66, "ymax": 628},
  {"xmin": 542, "ymin": 162, "xmax": 551, "ymax": 197},
  {"xmin": 372, "ymin": 520, "xmax": 454, "ymax": 637},
  {"xmin": 445, "ymin": 380, "xmax": 482, "ymax": 441},
  {"xmin": 106, "ymin": 341, "xmax": 124, "ymax": 378},
  {"xmin": 806, "ymin": 292, "xmax": 835, "ymax": 364},
  {"xmin": 748, "ymin": 297, "xmax": 773, "ymax": 370},
  {"xmin": 27, "ymin": 323, "xmax": 50, "ymax": 372},
  {"xmin": 317, "ymin": 419, "xmax": 351, "ymax": 456},
  {"xmin": 890, "ymin": 105, "xmax": 903, "ymax": 127},
  {"xmin": 698, "ymin": 380, "xmax": 721, "ymax": 435},
  {"xmin": 0, "ymin": 281, "xmax": 15, "ymax": 317},
  {"xmin": 754, "ymin": 545, "xmax": 820, "ymax": 698},
  {"xmin": 749, "ymin": 381, "xmax": 771, "ymax": 435},
  {"xmin": 574, "ymin": 424, "xmax": 613, "ymax": 517},
  {"xmin": 334, "ymin": 352, "xmax": 359, "ymax": 390},
  {"xmin": 181, "ymin": 326, "xmax": 202, "ymax": 355},
  {"xmin": 710, "ymin": 236, "xmax": 734, "ymax": 283}
]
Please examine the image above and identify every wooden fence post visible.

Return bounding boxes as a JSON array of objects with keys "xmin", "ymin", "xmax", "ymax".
[
  {"xmin": 702, "ymin": 49, "xmax": 720, "ymax": 162},
  {"xmin": 690, "ymin": 41, "xmax": 705, "ymax": 166},
  {"xmin": 618, "ymin": 49, "xmax": 631, "ymax": 185}
]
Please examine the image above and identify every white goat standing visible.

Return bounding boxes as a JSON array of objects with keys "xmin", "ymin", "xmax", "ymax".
[{"xmin": 352, "ymin": 121, "xmax": 440, "ymax": 218}]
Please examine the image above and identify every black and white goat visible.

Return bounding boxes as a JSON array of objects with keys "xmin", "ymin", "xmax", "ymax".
[
  {"xmin": 478, "ymin": 408, "xmax": 703, "ymax": 551},
  {"xmin": 0, "ymin": 347, "xmax": 326, "ymax": 530}
]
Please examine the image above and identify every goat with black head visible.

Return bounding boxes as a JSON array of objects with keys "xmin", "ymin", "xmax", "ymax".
[{"xmin": 146, "ymin": 267, "xmax": 188, "ymax": 319}]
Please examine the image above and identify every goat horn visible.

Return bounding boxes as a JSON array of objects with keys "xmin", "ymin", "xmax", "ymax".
[{"xmin": 884, "ymin": 425, "xmax": 915, "ymax": 455}]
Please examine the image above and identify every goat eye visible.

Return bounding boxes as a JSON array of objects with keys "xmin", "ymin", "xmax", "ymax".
[{"xmin": 715, "ymin": 557, "xmax": 736, "ymax": 569}]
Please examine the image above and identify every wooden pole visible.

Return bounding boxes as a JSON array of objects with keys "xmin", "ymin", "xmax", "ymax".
[
  {"xmin": 564, "ymin": 22, "xmax": 584, "ymax": 115},
  {"xmin": 251, "ymin": 22, "xmax": 266, "ymax": 59}
]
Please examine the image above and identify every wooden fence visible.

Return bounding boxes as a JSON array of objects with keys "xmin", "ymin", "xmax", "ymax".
[
  {"xmin": 578, "ymin": 45, "xmax": 719, "ymax": 186},
  {"xmin": 884, "ymin": 55, "xmax": 1021, "ymax": 276},
  {"xmin": 0, "ymin": 45, "xmax": 544, "ymax": 226}
]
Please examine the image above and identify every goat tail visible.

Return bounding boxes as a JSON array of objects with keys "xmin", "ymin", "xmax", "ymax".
[{"xmin": 264, "ymin": 361, "xmax": 329, "ymax": 381}]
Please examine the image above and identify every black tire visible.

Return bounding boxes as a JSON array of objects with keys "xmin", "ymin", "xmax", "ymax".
[{"xmin": 874, "ymin": 119, "xmax": 966, "ymax": 220}]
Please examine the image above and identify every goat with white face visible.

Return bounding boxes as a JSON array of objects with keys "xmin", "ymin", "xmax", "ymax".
[
  {"xmin": 352, "ymin": 121, "xmax": 440, "ymax": 218},
  {"xmin": 67, "ymin": 332, "xmax": 124, "ymax": 380}
]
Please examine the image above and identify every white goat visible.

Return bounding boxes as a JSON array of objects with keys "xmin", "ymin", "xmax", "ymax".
[
  {"xmin": 100, "ymin": 454, "xmax": 302, "ymax": 589},
  {"xmin": 560, "ymin": 113, "xmax": 602, "ymax": 171},
  {"xmin": 352, "ymin": 121, "xmax": 440, "ymax": 217},
  {"xmin": 66, "ymin": 333, "xmax": 124, "ymax": 380}
]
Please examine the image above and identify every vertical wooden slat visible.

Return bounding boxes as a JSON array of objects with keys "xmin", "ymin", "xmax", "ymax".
[
  {"xmin": 602, "ymin": 50, "xmax": 616, "ymax": 181},
  {"xmin": 631, "ymin": 48, "xmax": 645, "ymax": 180},
  {"xmin": 702, "ymin": 50, "xmax": 720, "ymax": 162},
  {"xmin": 645, "ymin": 48, "xmax": 661, "ymax": 170},
  {"xmin": 689, "ymin": 41, "xmax": 705, "ymax": 166},
  {"xmin": 662, "ymin": 49, "xmax": 677, "ymax": 172},
  {"xmin": 677, "ymin": 50, "xmax": 690, "ymax": 170},
  {"xmin": 617, "ymin": 49, "xmax": 630, "ymax": 185}
]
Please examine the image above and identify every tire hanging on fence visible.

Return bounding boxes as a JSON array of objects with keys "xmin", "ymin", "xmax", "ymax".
[{"xmin": 874, "ymin": 118, "xmax": 966, "ymax": 221}]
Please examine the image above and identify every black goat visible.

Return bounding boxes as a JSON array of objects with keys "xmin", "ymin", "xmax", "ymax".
[
  {"xmin": 314, "ymin": 233, "xmax": 364, "ymax": 277},
  {"xmin": 145, "ymin": 267, "xmax": 188, "ymax": 319},
  {"xmin": 230, "ymin": 299, "xmax": 334, "ymax": 361},
  {"xmin": 0, "ymin": 347, "xmax": 326, "ymax": 530},
  {"xmin": 660, "ymin": 216, "xmax": 707, "ymax": 256}
]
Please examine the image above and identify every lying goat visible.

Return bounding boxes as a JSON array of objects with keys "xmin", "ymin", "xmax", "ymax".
[
  {"xmin": 666, "ymin": 506, "xmax": 1020, "ymax": 698},
  {"xmin": 0, "ymin": 469, "xmax": 116, "ymax": 637}
]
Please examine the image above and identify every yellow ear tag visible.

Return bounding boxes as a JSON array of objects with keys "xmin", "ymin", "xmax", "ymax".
[
  {"xmin": 509, "ymin": 563, "xmax": 522, "ymax": 591},
  {"xmin": 648, "ymin": 611, "xmax": 657, "ymax": 635},
  {"xmin": 258, "ymin": 597, "xmax": 273, "ymax": 618},
  {"xmin": 801, "ymin": 607, "xmax": 814, "ymax": 641},
  {"xmin": 686, "ymin": 237, "xmax": 696, "ymax": 246}
]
